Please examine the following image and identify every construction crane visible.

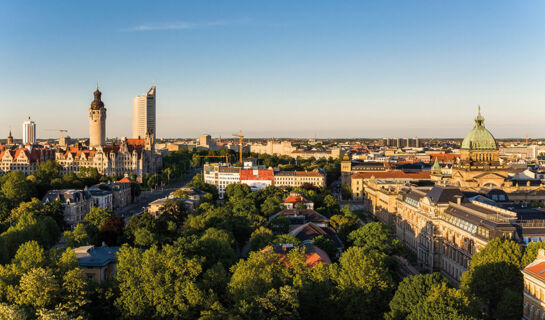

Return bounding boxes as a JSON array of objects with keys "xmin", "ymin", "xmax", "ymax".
[
  {"xmin": 45, "ymin": 129, "xmax": 68, "ymax": 138},
  {"xmin": 232, "ymin": 130, "xmax": 244, "ymax": 166},
  {"xmin": 525, "ymin": 133, "xmax": 535, "ymax": 145},
  {"xmin": 198, "ymin": 155, "xmax": 229, "ymax": 165}
]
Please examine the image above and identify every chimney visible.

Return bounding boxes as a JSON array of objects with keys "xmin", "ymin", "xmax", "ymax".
[{"xmin": 454, "ymin": 195, "xmax": 462, "ymax": 205}]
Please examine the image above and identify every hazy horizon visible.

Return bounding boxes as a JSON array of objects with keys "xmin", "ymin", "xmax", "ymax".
[{"xmin": 1, "ymin": 1, "xmax": 544, "ymax": 139}]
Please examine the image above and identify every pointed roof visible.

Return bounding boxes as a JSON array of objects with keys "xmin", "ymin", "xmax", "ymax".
[
  {"xmin": 90, "ymin": 87, "xmax": 105, "ymax": 110},
  {"xmin": 431, "ymin": 157, "xmax": 441, "ymax": 174}
]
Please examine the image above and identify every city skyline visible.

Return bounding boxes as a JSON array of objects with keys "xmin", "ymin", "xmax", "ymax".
[{"xmin": 1, "ymin": 1, "xmax": 544, "ymax": 138}]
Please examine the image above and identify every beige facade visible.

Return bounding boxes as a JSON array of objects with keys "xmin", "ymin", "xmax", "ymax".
[
  {"xmin": 523, "ymin": 249, "xmax": 545, "ymax": 320},
  {"xmin": 250, "ymin": 141, "xmax": 296, "ymax": 156},
  {"xmin": 363, "ymin": 182, "xmax": 520, "ymax": 285},
  {"xmin": 273, "ymin": 170, "xmax": 326, "ymax": 188},
  {"xmin": 56, "ymin": 133, "xmax": 160, "ymax": 181},
  {"xmin": 132, "ymin": 86, "xmax": 156, "ymax": 140},
  {"xmin": 0, "ymin": 146, "xmax": 55, "ymax": 176}
]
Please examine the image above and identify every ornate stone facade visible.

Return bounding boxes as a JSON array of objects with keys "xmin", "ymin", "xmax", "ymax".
[
  {"xmin": 56, "ymin": 131, "xmax": 160, "ymax": 181},
  {"xmin": 451, "ymin": 107, "xmax": 509, "ymax": 188}
]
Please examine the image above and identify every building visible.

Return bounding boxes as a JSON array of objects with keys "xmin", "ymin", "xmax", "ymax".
[
  {"xmin": 282, "ymin": 191, "xmax": 314, "ymax": 209},
  {"xmin": 6, "ymin": 130, "xmax": 14, "ymax": 146},
  {"xmin": 87, "ymin": 186, "xmax": 113, "ymax": 210},
  {"xmin": 240, "ymin": 169, "xmax": 274, "ymax": 191},
  {"xmin": 94, "ymin": 181, "xmax": 132, "ymax": 210},
  {"xmin": 203, "ymin": 164, "xmax": 241, "ymax": 199},
  {"xmin": 75, "ymin": 245, "xmax": 119, "ymax": 283},
  {"xmin": 199, "ymin": 135, "xmax": 212, "ymax": 148},
  {"xmin": 451, "ymin": 107, "xmax": 509, "ymax": 188},
  {"xmin": 341, "ymin": 155, "xmax": 388, "ymax": 185},
  {"xmin": 42, "ymin": 189, "xmax": 92, "ymax": 228},
  {"xmin": 132, "ymin": 86, "xmax": 156, "ymax": 140},
  {"xmin": 363, "ymin": 182, "xmax": 545, "ymax": 285},
  {"xmin": 250, "ymin": 140, "xmax": 296, "ymax": 157},
  {"xmin": 89, "ymin": 88, "xmax": 107, "ymax": 148},
  {"xmin": 273, "ymin": 169, "xmax": 326, "ymax": 188},
  {"xmin": 522, "ymin": 249, "xmax": 545, "ymax": 320},
  {"xmin": 261, "ymin": 243, "xmax": 332, "ymax": 266},
  {"xmin": 0, "ymin": 146, "xmax": 55, "ymax": 176},
  {"xmin": 351, "ymin": 171, "xmax": 431, "ymax": 201},
  {"xmin": 22, "ymin": 117, "xmax": 36, "ymax": 145},
  {"xmin": 269, "ymin": 208, "xmax": 330, "ymax": 230},
  {"xmin": 55, "ymin": 132, "xmax": 160, "ymax": 182}
]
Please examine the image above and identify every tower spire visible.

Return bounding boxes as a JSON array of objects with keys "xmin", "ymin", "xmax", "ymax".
[{"xmin": 475, "ymin": 105, "xmax": 484, "ymax": 127}]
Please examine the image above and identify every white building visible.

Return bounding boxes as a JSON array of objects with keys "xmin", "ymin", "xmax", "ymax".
[
  {"xmin": 88, "ymin": 186, "xmax": 113, "ymax": 211},
  {"xmin": 132, "ymin": 86, "xmax": 156, "ymax": 140},
  {"xmin": 203, "ymin": 164, "xmax": 240, "ymax": 199},
  {"xmin": 22, "ymin": 117, "xmax": 36, "ymax": 145}
]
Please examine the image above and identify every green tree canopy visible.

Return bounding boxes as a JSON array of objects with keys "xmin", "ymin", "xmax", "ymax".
[{"xmin": 460, "ymin": 238, "xmax": 523, "ymax": 319}]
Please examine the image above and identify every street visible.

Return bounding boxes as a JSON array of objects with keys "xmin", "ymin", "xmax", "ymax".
[{"xmin": 115, "ymin": 172, "xmax": 197, "ymax": 221}]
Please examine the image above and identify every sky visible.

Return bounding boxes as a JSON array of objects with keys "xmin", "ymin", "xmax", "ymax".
[{"xmin": 0, "ymin": 0, "xmax": 544, "ymax": 139}]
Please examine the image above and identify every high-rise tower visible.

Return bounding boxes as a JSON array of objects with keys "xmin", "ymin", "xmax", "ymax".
[
  {"xmin": 89, "ymin": 87, "xmax": 107, "ymax": 148},
  {"xmin": 132, "ymin": 86, "xmax": 156, "ymax": 140},
  {"xmin": 22, "ymin": 117, "xmax": 36, "ymax": 145}
]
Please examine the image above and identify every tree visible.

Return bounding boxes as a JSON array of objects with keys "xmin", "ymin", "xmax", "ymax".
[
  {"xmin": 84, "ymin": 207, "xmax": 113, "ymax": 230},
  {"xmin": 228, "ymin": 250, "xmax": 286, "ymax": 303},
  {"xmin": 272, "ymin": 234, "xmax": 301, "ymax": 246},
  {"xmin": 225, "ymin": 184, "xmax": 251, "ymax": 201},
  {"xmin": 242, "ymin": 285, "xmax": 300, "ymax": 320},
  {"xmin": 0, "ymin": 171, "xmax": 34, "ymax": 206},
  {"xmin": 115, "ymin": 244, "xmax": 206, "ymax": 319},
  {"xmin": 311, "ymin": 235, "xmax": 338, "ymax": 261},
  {"xmin": 329, "ymin": 213, "xmax": 359, "ymax": 243},
  {"xmin": 270, "ymin": 216, "xmax": 289, "ymax": 234},
  {"xmin": 261, "ymin": 197, "xmax": 281, "ymax": 217},
  {"xmin": 250, "ymin": 227, "xmax": 274, "ymax": 251},
  {"xmin": 99, "ymin": 217, "xmax": 124, "ymax": 246},
  {"xmin": 407, "ymin": 283, "xmax": 478, "ymax": 320},
  {"xmin": 11, "ymin": 240, "xmax": 46, "ymax": 274},
  {"xmin": 522, "ymin": 241, "xmax": 545, "ymax": 267},
  {"xmin": 64, "ymin": 224, "xmax": 89, "ymax": 248},
  {"xmin": 160, "ymin": 198, "xmax": 188, "ymax": 223},
  {"xmin": 60, "ymin": 268, "xmax": 90, "ymax": 318},
  {"xmin": 330, "ymin": 247, "xmax": 395, "ymax": 319},
  {"xmin": 460, "ymin": 238, "xmax": 523, "ymax": 319},
  {"xmin": 385, "ymin": 273, "xmax": 447, "ymax": 320},
  {"xmin": 347, "ymin": 223, "xmax": 402, "ymax": 255},
  {"xmin": 17, "ymin": 267, "xmax": 60, "ymax": 309},
  {"xmin": 84, "ymin": 207, "xmax": 113, "ymax": 245}
]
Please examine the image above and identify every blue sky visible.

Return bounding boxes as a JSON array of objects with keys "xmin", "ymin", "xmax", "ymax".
[{"xmin": 0, "ymin": 0, "xmax": 544, "ymax": 139}]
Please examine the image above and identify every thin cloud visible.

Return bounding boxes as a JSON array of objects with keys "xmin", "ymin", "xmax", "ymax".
[{"xmin": 121, "ymin": 19, "xmax": 251, "ymax": 32}]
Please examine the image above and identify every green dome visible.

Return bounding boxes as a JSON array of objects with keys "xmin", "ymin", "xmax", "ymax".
[{"xmin": 461, "ymin": 107, "xmax": 497, "ymax": 150}]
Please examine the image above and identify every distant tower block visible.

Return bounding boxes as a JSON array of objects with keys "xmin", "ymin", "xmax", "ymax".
[
  {"xmin": 89, "ymin": 87, "xmax": 107, "ymax": 148},
  {"xmin": 22, "ymin": 117, "xmax": 36, "ymax": 145},
  {"xmin": 132, "ymin": 86, "xmax": 156, "ymax": 140}
]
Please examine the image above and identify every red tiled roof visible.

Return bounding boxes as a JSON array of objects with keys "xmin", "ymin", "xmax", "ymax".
[
  {"xmin": 240, "ymin": 169, "xmax": 274, "ymax": 181},
  {"xmin": 524, "ymin": 262, "xmax": 545, "ymax": 282},
  {"xmin": 118, "ymin": 177, "xmax": 132, "ymax": 183},
  {"xmin": 352, "ymin": 171, "xmax": 431, "ymax": 180},
  {"xmin": 284, "ymin": 195, "xmax": 309, "ymax": 203},
  {"xmin": 126, "ymin": 138, "xmax": 145, "ymax": 146},
  {"xmin": 430, "ymin": 153, "xmax": 460, "ymax": 163},
  {"xmin": 295, "ymin": 171, "xmax": 324, "ymax": 177}
]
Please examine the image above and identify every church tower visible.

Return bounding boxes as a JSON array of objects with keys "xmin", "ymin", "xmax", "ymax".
[
  {"xmin": 89, "ymin": 87, "xmax": 107, "ymax": 148},
  {"xmin": 6, "ymin": 129, "xmax": 13, "ymax": 145}
]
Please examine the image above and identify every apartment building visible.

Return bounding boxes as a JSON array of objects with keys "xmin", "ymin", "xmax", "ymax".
[
  {"xmin": 273, "ymin": 170, "xmax": 326, "ymax": 188},
  {"xmin": 363, "ymin": 182, "xmax": 545, "ymax": 285},
  {"xmin": 42, "ymin": 189, "xmax": 92, "ymax": 228},
  {"xmin": 203, "ymin": 164, "xmax": 241, "ymax": 199}
]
